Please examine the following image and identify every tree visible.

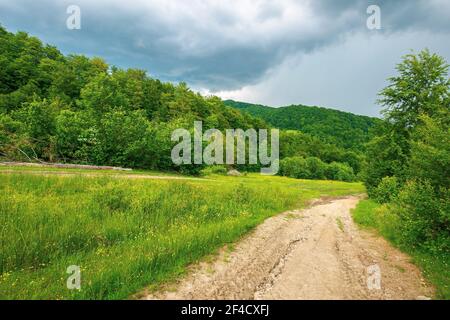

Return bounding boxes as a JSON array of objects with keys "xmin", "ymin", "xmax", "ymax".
[
  {"xmin": 379, "ymin": 49, "xmax": 449, "ymax": 138},
  {"xmin": 55, "ymin": 110, "xmax": 93, "ymax": 162},
  {"xmin": 13, "ymin": 98, "xmax": 63, "ymax": 160},
  {"xmin": 364, "ymin": 50, "xmax": 450, "ymax": 192},
  {"xmin": 408, "ymin": 114, "xmax": 450, "ymax": 190},
  {"xmin": 325, "ymin": 162, "xmax": 355, "ymax": 182},
  {"xmin": 363, "ymin": 50, "xmax": 449, "ymax": 253},
  {"xmin": 279, "ymin": 157, "xmax": 310, "ymax": 179},
  {"xmin": 363, "ymin": 123, "xmax": 409, "ymax": 196}
]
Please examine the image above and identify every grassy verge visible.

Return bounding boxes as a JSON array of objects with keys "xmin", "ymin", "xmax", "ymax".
[
  {"xmin": 352, "ymin": 199, "xmax": 450, "ymax": 299},
  {"xmin": 0, "ymin": 169, "xmax": 364, "ymax": 299}
]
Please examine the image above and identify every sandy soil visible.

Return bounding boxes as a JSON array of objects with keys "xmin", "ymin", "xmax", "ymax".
[{"xmin": 144, "ymin": 197, "xmax": 434, "ymax": 300}]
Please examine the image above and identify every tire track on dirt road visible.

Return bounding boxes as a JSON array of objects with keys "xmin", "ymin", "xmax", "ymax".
[{"xmin": 143, "ymin": 197, "xmax": 434, "ymax": 300}]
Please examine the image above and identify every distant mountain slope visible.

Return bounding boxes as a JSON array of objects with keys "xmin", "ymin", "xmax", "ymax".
[{"xmin": 224, "ymin": 100, "xmax": 381, "ymax": 150}]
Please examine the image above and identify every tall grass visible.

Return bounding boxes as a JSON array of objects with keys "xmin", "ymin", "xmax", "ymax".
[{"xmin": 0, "ymin": 171, "xmax": 364, "ymax": 299}]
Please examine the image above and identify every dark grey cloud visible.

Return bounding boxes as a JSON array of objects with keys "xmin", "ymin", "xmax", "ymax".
[
  {"xmin": 220, "ymin": 30, "xmax": 450, "ymax": 117},
  {"xmin": 0, "ymin": 0, "xmax": 449, "ymax": 102}
]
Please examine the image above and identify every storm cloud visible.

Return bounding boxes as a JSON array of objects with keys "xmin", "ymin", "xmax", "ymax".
[{"xmin": 0, "ymin": 0, "xmax": 449, "ymax": 115}]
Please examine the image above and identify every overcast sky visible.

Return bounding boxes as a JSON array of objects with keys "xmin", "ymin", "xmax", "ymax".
[{"xmin": 1, "ymin": 0, "xmax": 449, "ymax": 116}]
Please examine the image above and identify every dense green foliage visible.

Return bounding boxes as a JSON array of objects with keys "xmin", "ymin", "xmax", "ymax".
[
  {"xmin": 0, "ymin": 169, "xmax": 364, "ymax": 299},
  {"xmin": 0, "ymin": 25, "xmax": 362, "ymax": 181},
  {"xmin": 362, "ymin": 50, "xmax": 449, "ymax": 276},
  {"xmin": 224, "ymin": 100, "xmax": 381, "ymax": 150},
  {"xmin": 224, "ymin": 100, "xmax": 378, "ymax": 180},
  {"xmin": 0, "ymin": 26, "xmax": 266, "ymax": 174},
  {"xmin": 279, "ymin": 156, "xmax": 355, "ymax": 182},
  {"xmin": 279, "ymin": 130, "xmax": 364, "ymax": 176}
]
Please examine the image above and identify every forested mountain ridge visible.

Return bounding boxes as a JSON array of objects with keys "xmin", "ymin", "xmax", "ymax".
[{"xmin": 224, "ymin": 100, "xmax": 381, "ymax": 150}]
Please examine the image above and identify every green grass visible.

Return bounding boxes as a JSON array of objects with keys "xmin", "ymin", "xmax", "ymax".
[
  {"xmin": 352, "ymin": 200, "xmax": 450, "ymax": 300},
  {"xmin": 351, "ymin": 199, "xmax": 380, "ymax": 228},
  {"xmin": 0, "ymin": 165, "xmax": 184, "ymax": 177},
  {"xmin": 0, "ymin": 169, "xmax": 364, "ymax": 299}
]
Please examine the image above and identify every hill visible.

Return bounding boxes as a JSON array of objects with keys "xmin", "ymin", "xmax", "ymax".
[
  {"xmin": 224, "ymin": 100, "xmax": 381, "ymax": 150},
  {"xmin": 0, "ymin": 25, "xmax": 265, "ymax": 174}
]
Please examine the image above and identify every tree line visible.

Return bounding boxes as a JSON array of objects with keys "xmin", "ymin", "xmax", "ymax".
[
  {"xmin": 0, "ymin": 25, "xmax": 266, "ymax": 174},
  {"xmin": 224, "ymin": 100, "xmax": 381, "ymax": 150},
  {"xmin": 0, "ymin": 25, "xmax": 360, "ymax": 180}
]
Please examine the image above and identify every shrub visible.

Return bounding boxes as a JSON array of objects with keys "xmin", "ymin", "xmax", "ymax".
[
  {"xmin": 388, "ymin": 180, "xmax": 450, "ymax": 253},
  {"xmin": 362, "ymin": 128, "xmax": 409, "ymax": 197},
  {"xmin": 280, "ymin": 156, "xmax": 356, "ymax": 182},
  {"xmin": 279, "ymin": 157, "xmax": 310, "ymax": 179},
  {"xmin": 372, "ymin": 176, "xmax": 400, "ymax": 204},
  {"xmin": 325, "ymin": 162, "xmax": 355, "ymax": 182},
  {"xmin": 408, "ymin": 115, "xmax": 450, "ymax": 190},
  {"xmin": 305, "ymin": 157, "xmax": 327, "ymax": 180}
]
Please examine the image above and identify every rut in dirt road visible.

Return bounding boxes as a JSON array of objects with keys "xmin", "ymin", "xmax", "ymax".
[{"xmin": 144, "ymin": 197, "xmax": 434, "ymax": 300}]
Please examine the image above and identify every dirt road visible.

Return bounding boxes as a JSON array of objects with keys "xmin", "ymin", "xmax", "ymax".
[{"xmin": 144, "ymin": 197, "xmax": 434, "ymax": 300}]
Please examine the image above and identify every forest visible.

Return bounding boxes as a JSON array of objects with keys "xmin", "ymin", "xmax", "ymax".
[
  {"xmin": 0, "ymin": 25, "xmax": 267, "ymax": 174},
  {"xmin": 0, "ymin": 25, "xmax": 365, "ymax": 181},
  {"xmin": 224, "ymin": 99, "xmax": 381, "ymax": 150}
]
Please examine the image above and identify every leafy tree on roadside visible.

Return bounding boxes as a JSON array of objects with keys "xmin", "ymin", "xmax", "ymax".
[
  {"xmin": 364, "ymin": 49, "xmax": 449, "ymax": 254},
  {"xmin": 364, "ymin": 50, "xmax": 450, "ymax": 193}
]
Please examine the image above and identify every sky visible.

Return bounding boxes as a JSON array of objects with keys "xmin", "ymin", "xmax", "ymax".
[{"xmin": 0, "ymin": 0, "xmax": 449, "ymax": 116}]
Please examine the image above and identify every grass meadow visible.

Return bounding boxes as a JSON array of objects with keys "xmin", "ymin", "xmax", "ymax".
[
  {"xmin": 0, "ymin": 168, "xmax": 364, "ymax": 299},
  {"xmin": 352, "ymin": 200, "xmax": 450, "ymax": 299}
]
